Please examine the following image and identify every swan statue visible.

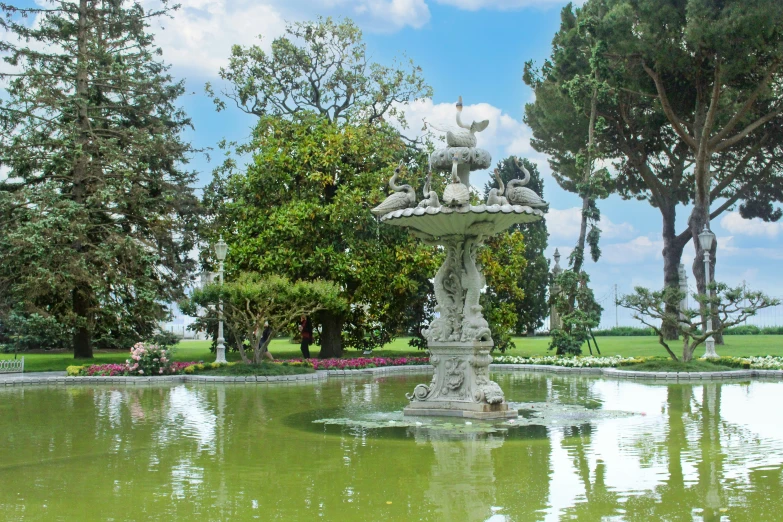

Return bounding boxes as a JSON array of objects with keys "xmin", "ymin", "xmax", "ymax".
[
  {"xmin": 417, "ymin": 168, "xmax": 441, "ymax": 209},
  {"xmin": 442, "ymin": 153, "xmax": 470, "ymax": 207},
  {"xmin": 505, "ymin": 158, "xmax": 547, "ymax": 208},
  {"xmin": 486, "ymin": 168, "xmax": 509, "ymax": 206},
  {"xmin": 371, "ymin": 161, "xmax": 416, "ymax": 217},
  {"xmin": 425, "ymin": 96, "xmax": 489, "ymax": 148}
]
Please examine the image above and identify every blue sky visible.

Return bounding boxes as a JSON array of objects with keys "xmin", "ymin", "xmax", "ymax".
[{"xmin": 11, "ymin": 0, "xmax": 783, "ymax": 327}]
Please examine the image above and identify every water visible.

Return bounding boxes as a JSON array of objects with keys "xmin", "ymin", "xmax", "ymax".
[{"xmin": 1, "ymin": 373, "xmax": 782, "ymax": 521}]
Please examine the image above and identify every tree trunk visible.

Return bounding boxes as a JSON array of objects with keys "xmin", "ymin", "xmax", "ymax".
[
  {"xmin": 662, "ymin": 203, "xmax": 689, "ymax": 340},
  {"xmin": 72, "ymin": 286, "xmax": 93, "ymax": 358},
  {"xmin": 318, "ymin": 311, "xmax": 344, "ymax": 359},
  {"xmin": 573, "ymin": 195, "xmax": 590, "ymax": 274},
  {"xmin": 72, "ymin": 0, "xmax": 92, "ymax": 359}
]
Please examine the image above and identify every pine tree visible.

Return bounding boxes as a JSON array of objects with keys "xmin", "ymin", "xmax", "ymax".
[{"xmin": 0, "ymin": 0, "xmax": 200, "ymax": 357}]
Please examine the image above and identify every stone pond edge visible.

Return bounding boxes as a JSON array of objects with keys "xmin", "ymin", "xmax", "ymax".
[{"xmin": 2, "ymin": 363, "xmax": 783, "ymax": 387}]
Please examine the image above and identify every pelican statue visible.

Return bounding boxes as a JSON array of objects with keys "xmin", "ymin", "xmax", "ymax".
[
  {"xmin": 417, "ymin": 167, "xmax": 441, "ymax": 209},
  {"xmin": 442, "ymin": 154, "xmax": 470, "ymax": 207},
  {"xmin": 371, "ymin": 161, "xmax": 416, "ymax": 217},
  {"xmin": 486, "ymin": 168, "xmax": 509, "ymax": 206},
  {"xmin": 426, "ymin": 96, "xmax": 489, "ymax": 148},
  {"xmin": 505, "ymin": 158, "xmax": 547, "ymax": 208}
]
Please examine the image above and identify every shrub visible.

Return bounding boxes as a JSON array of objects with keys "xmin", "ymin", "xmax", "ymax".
[
  {"xmin": 66, "ymin": 365, "xmax": 84, "ymax": 376},
  {"xmin": 0, "ymin": 312, "xmax": 72, "ymax": 352},
  {"xmin": 723, "ymin": 325, "xmax": 761, "ymax": 335},
  {"xmin": 761, "ymin": 326, "xmax": 783, "ymax": 335},
  {"xmin": 592, "ymin": 326, "xmax": 657, "ymax": 336},
  {"xmin": 126, "ymin": 342, "xmax": 174, "ymax": 376},
  {"xmin": 149, "ymin": 330, "xmax": 180, "ymax": 347}
]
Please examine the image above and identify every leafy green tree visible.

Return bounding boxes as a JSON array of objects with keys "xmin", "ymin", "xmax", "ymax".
[
  {"xmin": 484, "ymin": 157, "xmax": 549, "ymax": 335},
  {"xmin": 184, "ymin": 274, "xmax": 347, "ymax": 364},
  {"xmin": 622, "ymin": 284, "xmax": 778, "ymax": 362},
  {"xmin": 478, "ymin": 231, "xmax": 527, "ymax": 352},
  {"xmin": 208, "ymin": 114, "xmax": 437, "ymax": 358},
  {"xmin": 206, "ymin": 17, "xmax": 430, "ymax": 127},
  {"xmin": 204, "ymin": 18, "xmax": 434, "ymax": 358},
  {"xmin": 549, "ymin": 270, "xmax": 602, "ymax": 355},
  {"xmin": 0, "ymin": 0, "xmax": 200, "ymax": 358},
  {"xmin": 596, "ymin": 0, "xmax": 783, "ymax": 340},
  {"xmin": 524, "ymin": 7, "xmax": 611, "ymax": 274},
  {"xmin": 525, "ymin": 1, "xmax": 783, "ymax": 342}
]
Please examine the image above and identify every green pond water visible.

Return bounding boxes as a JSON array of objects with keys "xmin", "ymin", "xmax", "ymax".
[{"xmin": 1, "ymin": 372, "xmax": 783, "ymax": 521}]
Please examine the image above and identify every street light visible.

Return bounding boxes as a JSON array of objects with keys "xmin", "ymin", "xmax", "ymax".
[
  {"xmin": 215, "ymin": 237, "xmax": 228, "ymax": 364},
  {"xmin": 698, "ymin": 225, "xmax": 718, "ymax": 358}
]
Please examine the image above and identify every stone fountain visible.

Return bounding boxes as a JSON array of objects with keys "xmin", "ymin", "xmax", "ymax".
[{"xmin": 372, "ymin": 97, "xmax": 546, "ymax": 419}]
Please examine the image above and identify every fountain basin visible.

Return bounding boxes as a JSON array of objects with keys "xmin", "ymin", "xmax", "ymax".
[{"xmin": 380, "ymin": 204, "xmax": 543, "ymax": 238}]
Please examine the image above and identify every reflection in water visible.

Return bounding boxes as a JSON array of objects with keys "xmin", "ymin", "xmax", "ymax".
[{"xmin": 0, "ymin": 376, "xmax": 782, "ymax": 521}]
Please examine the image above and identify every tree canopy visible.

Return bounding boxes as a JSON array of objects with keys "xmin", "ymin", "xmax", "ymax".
[
  {"xmin": 0, "ymin": 0, "xmax": 200, "ymax": 357},
  {"xmin": 483, "ymin": 157, "xmax": 550, "ymax": 336},
  {"xmin": 204, "ymin": 18, "xmax": 435, "ymax": 357},
  {"xmin": 185, "ymin": 274, "xmax": 348, "ymax": 364}
]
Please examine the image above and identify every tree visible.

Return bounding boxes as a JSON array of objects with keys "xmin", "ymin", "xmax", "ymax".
[
  {"xmin": 478, "ymin": 231, "xmax": 527, "ymax": 352},
  {"xmin": 597, "ymin": 0, "xmax": 783, "ymax": 340},
  {"xmin": 204, "ymin": 18, "xmax": 433, "ymax": 358},
  {"xmin": 484, "ymin": 157, "xmax": 550, "ymax": 335},
  {"xmin": 621, "ymin": 284, "xmax": 778, "ymax": 362},
  {"xmin": 206, "ymin": 17, "xmax": 430, "ymax": 127},
  {"xmin": 0, "ymin": 0, "xmax": 200, "ymax": 358},
  {"xmin": 549, "ymin": 270, "xmax": 603, "ymax": 355},
  {"xmin": 525, "ymin": 1, "xmax": 783, "ymax": 341},
  {"xmin": 207, "ymin": 113, "xmax": 437, "ymax": 358},
  {"xmin": 524, "ymin": 6, "xmax": 611, "ymax": 275},
  {"xmin": 184, "ymin": 274, "xmax": 347, "ymax": 364}
]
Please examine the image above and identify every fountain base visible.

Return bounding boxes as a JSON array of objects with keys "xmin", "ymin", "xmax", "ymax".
[{"xmin": 403, "ymin": 342, "xmax": 518, "ymax": 419}]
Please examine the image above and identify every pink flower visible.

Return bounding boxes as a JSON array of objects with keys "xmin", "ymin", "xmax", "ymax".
[{"xmin": 139, "ymin": 370, "xmax": 144, "ymax": 375}]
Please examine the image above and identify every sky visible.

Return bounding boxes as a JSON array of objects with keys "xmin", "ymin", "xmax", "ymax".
[{"xmin": 10, "ymin": 0, "xmax": 783, "ymax": 328}]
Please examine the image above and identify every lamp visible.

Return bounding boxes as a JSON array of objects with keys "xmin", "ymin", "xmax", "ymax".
[
  {"xmin": 215, "ymin": 237, "xmax": 228, "ymax": 262},
  {"xmin": 214, "ymin": 237, "xmax": 229, "ymax": 363},
  {"xmin": 699, "ymin": 225, "xmax": 718, "ymax": 358},
  {"xmin": 698, "ymin": 225, "xmax": 715, "ymax": 252}
]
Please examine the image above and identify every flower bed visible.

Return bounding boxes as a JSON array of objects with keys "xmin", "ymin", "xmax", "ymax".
[
  {"xmin": 66, "ymin": 342, "xmax": 199, "ymax": 377},
  {"xmin": 715, "ymin": 355, "xmax": 783, "ymax": 370},
  {"xmin": 492, "ymin": 355, "xmax": 644, "ymax": 368},
  {"xmin": 297, "ymin": 357, "xmax": 430, "ymax": 371}
]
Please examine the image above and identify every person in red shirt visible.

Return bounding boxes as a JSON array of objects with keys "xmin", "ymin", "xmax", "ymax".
[{"xmin": 299, "ymin": 315, "xmax": 313, "ymax": 359}]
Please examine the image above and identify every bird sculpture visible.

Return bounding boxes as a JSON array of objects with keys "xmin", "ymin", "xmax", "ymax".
[
  {"xmin": 417, "ymin": 167, "xmax": 441, "ymax": 209},
  {"xmin": 371, "ymin": 161, "xmax": 416, "ymax": 217},
  {"xmin": 442, "ymin": 154, "xmax": 470, "ymax": 208},
  {"xmin": 486, "ymin": 168, "xmax": 509, "ymax": 206},
  {"xmin": 425, "ymin": 96, "xmax": 489, "ymax": 148},
  {"xmin": 505, "ymin": 158, "xmax": 547, "ymax": 208}
]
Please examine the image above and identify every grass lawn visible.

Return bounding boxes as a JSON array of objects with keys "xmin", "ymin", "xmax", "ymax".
[{"xmin": 3, "ymin": 335, "xmax": 783, "ymax": 372}]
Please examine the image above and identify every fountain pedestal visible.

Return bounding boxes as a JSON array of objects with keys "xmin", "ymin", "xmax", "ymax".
[{"xmin": 404, "ymin": 341, "xmax": 517, "ymax": 419}]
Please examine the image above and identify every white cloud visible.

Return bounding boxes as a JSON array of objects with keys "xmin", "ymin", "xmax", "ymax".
[
  {"xmin": 601, "ymin": 235, "xmax": 663, "ymax": 265},
  {"xmin": 146, "ymin": 1, "xmax": 286, "ymax": 76},
  {"xmin": 145, "ymin": 0, "xmax": 429, "ymax": 76},
  {"xmin": 720, "ymin": 211, "xmax": 783, "ymax": 238},
  {"xmin": 433, "ymin": 0, "xmax": 580, "ymax": 10},
  {"xmin": 546, "ymin": 207, "xmax": 635, "ymax": 242}
]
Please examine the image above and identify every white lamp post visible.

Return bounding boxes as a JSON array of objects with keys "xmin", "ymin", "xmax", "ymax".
[
  {"xmin": 698, "ymin": 225, "xmax": 718, "ymax": 358},
  {"xmin": 214, "ymin": 237, "xmax": 228, "ymax": 363}
]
